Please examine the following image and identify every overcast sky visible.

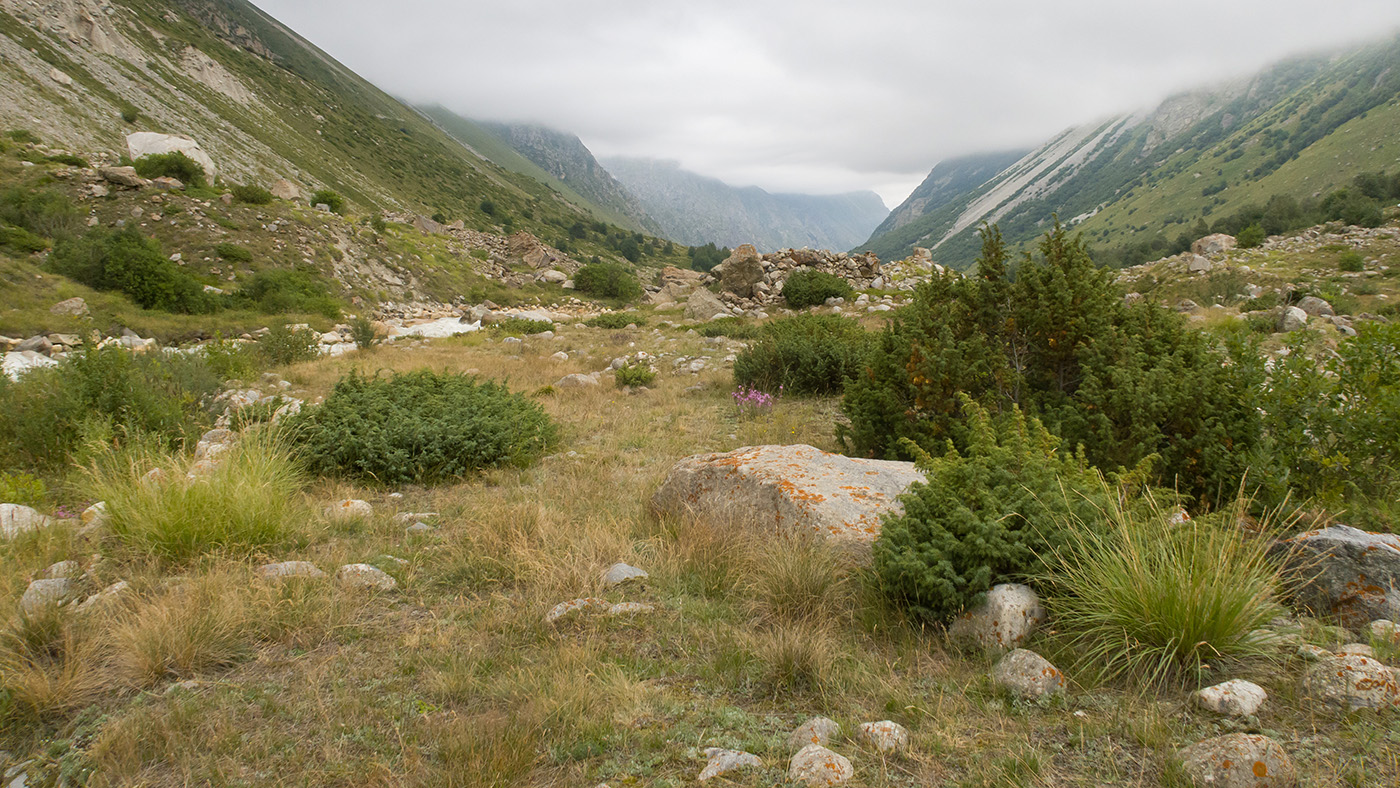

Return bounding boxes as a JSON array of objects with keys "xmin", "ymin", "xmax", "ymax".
[{"xmin": 249, "ymin": 1, "xmax": 1400, "ymax": 207}]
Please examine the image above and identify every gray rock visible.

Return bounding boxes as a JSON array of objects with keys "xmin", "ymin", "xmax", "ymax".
[
  {"xmin": 1295, "ymin": 296, "xmax": 1334, "ymax": 317},
  {"xmin": 716, "ymin": 244, "xmax": 764, "ymax": 298},
  {"xmin": 992, "ymin": 648, "xmax": 1065, "ymax": 700},
  {"xmin": 49, "ymin": 297, "xmax": 88, "ymax": 317},
  {"xmin": 258, "ymin": 561, "xmax": 326, "ymax": 580},
  {"xmin": 14, "ymin": 336, "xmax": 52, "ymax": 354},
  {"xmin": 1171, "ymin": 734, "xmax": 1295, "ymax": 788},
  {"xmin": 651, "ymin": 444, "xmax": 925, "ymax": 545},
  {"xmin": 856, "ymin": 720, "xmax": 909, "ymax": 753},
  {"xmin": 1276, "ymin": 525, "xmax": 1400, "ymax": 627},
  {"xmin": 555, "ymin": 373, "xmax": 600, "ymax": 389},
  {"xmin": 1195, "ymin": 679, "xmax": 1267, "ymax": 717},
  {"xmin": 1304, "ymin": 654, "xmax": 1399, "ymax": 710},
  {"xmin": 1335, "ymin": 643, "xmax": 1374, "ymax": 658},
  {"xmin": 20, "ymin": 578, "xmax": 71, "ymax": 615},
  {"xmin": 1191, "ymin": 234, "xmax": 1237, "ymax": 256},
  {"xmin": 99, "ymin": 166, "xmax": 145, "ymax": 187},
  {"xmin": 405, "ymin": 522, "xmax": 436, "ymax": 535},
  {"xmin": 539, "ymin": 270, "xmax": 568, "ymax": 284},
  {"xmin": 75, "ymin": 580, "xmax": 131, "ymax": 614},
  {"xmin": 1, "ymin": 503, "xmax": 53, "ymax": 540},
  {"xmin": 334, "ymin": 563, "xmax": 397, "ymax": 591},
  {"xmin": 270, "ymin": 179, "xmax": 300, "ymax": 200},
  {"xmin": 1371, "ymin": 619, "xmax": 1399, "ymax": 643},
  {"xmin": 788, "ymin": 744, "xmax": 853, "ymax": 787},
  {"xmin": 684, "ymin": 288, "xmax": 729, "ymax": 321},
  {"xmin": 698, "ymin": 748, "xmax": 762, "ymax": 782},
  {"xmin": 1187, "ymin": 254, "xmax": 1214, "ymax": 273},
  {"xmin": 601, "ymin": 562, "xmax": 648, "ymax": 589},
  {"xmin": 605, "ymin": 602, "xmax": 653, "ymax": 617},
  {"xmin": 788, "ymin": 717, "xmax": 841, "ymax": 751},
  {"xmin": 545, "ymin": 597, "xmax": 609, "ymax": 625},
  {"xmin": 41, "ymin": 560, "xmax": 81, "ymax": 580},
  {"xmin": 947, "ymin": 583, "xmax": 1045, "ymax": 651},
  {"xmin": 1276, "ymin": 306, "xmax": 1308, "ymax": 333}
]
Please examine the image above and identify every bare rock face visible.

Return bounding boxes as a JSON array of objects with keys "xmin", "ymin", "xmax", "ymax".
[
  {"xmin": 716, "ymin": 244, "xmax": 764, "ymax": 298},
  {"xmin": 1277, "ymin": 525, "xmax": 1400, "ymax": 627},
  {"xmin": 991, "ymin": 648, "xmax": 1065, "ymax": 700},
  {"xmin": 684, "ymin": 288, "xmax": 729, "ymax": 321},
  {"xmin": 1191, "ymin": 234, "xmax": 1237, "ymax": 256},
  {"xmin": 1304, "ymin": 654, "xmax": 1400, "ymax": 710},
  {"xmin": 1172, "ymin": 734, "xmax": 1296, "ymax": 788},
  {"xmin": 788, "ymin": 744, "xmax": 853, "ymax": 787},
  {"xmin": 947, "ymin": 583, "xmax": 1045, "ymax": 651},
  {"xmin": 126, "ymin": 132, "xmax": 217, "ymax": 182},
  {"xmin": 650, "ymin": 444, "xmax": 925, "ymax": 544},
  {"xmin": 270, "ymin": 179, "xmax": 300, "ymax": 200}
]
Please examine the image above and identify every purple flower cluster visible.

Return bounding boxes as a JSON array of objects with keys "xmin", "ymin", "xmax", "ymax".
[{"xmin": 732, "ymin": 384, "xmax": 780, "ymax": 417}]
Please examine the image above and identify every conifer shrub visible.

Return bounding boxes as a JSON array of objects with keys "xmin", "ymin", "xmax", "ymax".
[
  {"xmin": 257, "ymin": 324, "xmax": 321, "ymax": 366},
  {"xmin": 293, "ymin": 370, "xmax": 557, "ymax": 484},
  {"xmin": 783, "ymin": 269, "xmax": 854, "ymax": 308},
  {"xmin": 133, "ymin": 151, "xmax": 207, "ymax": 188},
  {"xmin": 48, "ymin": 226, "xmax": 217, "ymax": 313},
  {"xmin": 1338, "ymin": 250, "xmax": 1365, "ymax": 272},
  {"xmin": 214, "ymin": 242, "xmax": 253, "ymax": 262},
  {"xmin": 230, "ymin": 184, "xmax": 274, "ymax": 205},
  {"xmin": 45, "ymin": 153, "xmax": 88, "ymax": 168},
  {"xmin": 733, "ymin": 314, "xmax": 872, "ymax": 395},
  {"xmin": 614, "ymin": 361, "xmax": 656, "ymax": 388},
  {"xmin": 572, "ymin": 262, "xmax": 642, "ymax": 301},
  {"xmin": 489, "ymin": 317, "xmax": 554, "ymax": 335},
  {"xmin": 585, "ymin": 312, "xmax": 644, "ymax": 329},
  {"xmin": 310, "ymin": 189, "xmax": 345, "ymax": 214},
  {"xmin": 872, "ymin": 399, "xmax": 1118, "ymax": 623}
]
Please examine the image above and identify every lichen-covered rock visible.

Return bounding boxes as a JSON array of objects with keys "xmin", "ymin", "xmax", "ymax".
[
  {"xmin": 1, "ymin": 503, "xmax": 53, "ymax": 540},
  {"xmin": 601, "ymin": 562, "xmax": 648, "ymax": 588},
  {"xmin": 75, "ymin": 580, "xmax": 132, "ymax": 614},
  {"xmin": 1336, "ymin": 643, "xmax": 1374, "ymax": 658},
  {"xmin": 1172, "ymin": 734, "xmax": 1296, "ymax": 787},
  {"xmin": 787, "ymin": 716, "xmax": 841, "ymax": 751},
  {"xmin": 788, "ymin": 744, "xmax": 853, "ymax": 787},
  {"xmin": 1277, "ymin": 525, "xmax": 1400, "ymax": 627},
  {"xmin": 856, "ymin": 720, "xmax": 909, "ymax": 754},
  {"xmin": 651, "ymin": 444, "xmax": 924, "ymax": 544},
  {"xmin": 325, "ymin": 499, "xmax": 373, "ymax": 520},
  {"xmin": 1304, "ymin": 654, "xmax": 1400, "ymax": 710},
  {"xmin": 698, "ymin": 748, "xmax": 762, "ymax": 782},
  {"xmin": 555, "ymin": 373, "xmax": 600, "ymax": 389},
  {"xmin": 1195, "ymin": 680, "xmax": 1267, "ymax": 717},
  {"xmin": 1296, "ymin": 643, "xmax": 1332, "ymax": 662},
  {"xmin": 1191, "ymin": 234, "xmax": 1237, "ymax": 256},
  {"xmin": 605, "ymin": 602, "xmax": 654, "ymax": 617},
  {"xmin": 334, "ymin": 563, "xmax": 397, "ymax": 591},
  {"xmin": 992, "ymin": 648, "xmax": 1065, "ymax": 701},
  {"xmin": 258, "ymin": 561, "xmax": 327, "ymax": 580},
  {"xmin": 20, "ymin": 578, "xmax": 72, "ymax": 615},
  {"xmin": 947, "ymin": 583, "xmax": 1045, "ymax": 651},
  {"xmin": 1370, "ymin": 619, "xmax": 1399, "ymax": 644},
  {"xmin": 545, "ymin": 597, "xmax": 609, "ymax": 625},
  {"xmin": 1276, "ymin": 306, "xmax": 1308, "ymax": 333}
]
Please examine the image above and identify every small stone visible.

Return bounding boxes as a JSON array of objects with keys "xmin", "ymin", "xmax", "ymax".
[
  {"xmin": 856, "ymin": 720, "xmax": 909, "ymax": 754},
  {"xmin": 545, "ymin": 597, "xmax": 608, "ymax": 625},
  {"xmin": 551, "ymin": 351, "xmax": 568, "ymax": 362},
  {"xmin": 698, "ymin": 748, "xmax": 762, "ymax": 782},
  {"xmin": 405, "ymin": 522, "xmax": 436, "ymax": 534},
  {"xmin": 392, "ymin": 512, "xmax": 438, "ymax": 524},
  {"xmin": 258, "ymin": 561, "xmax": 326, "ymax": 580},
  {"xmin": 41, "ymin": 560, "xmax": 81, "ymax": 579},
  {"xmin": 992, "ymin": 648, "xmax": 1065, "ymax": 701},
  {"xmin": 788, "ymin": 717, "xmax": 841, "ymax": 751},
  {"xmin": 334, "ymin": 563, "xmax": 397, "ymax": 591},
  {"xmin": 788, "ymin": 744, "xmax": 853, "ymax": 787},
  {"xmin": 75, "ymin": 580, "xmax": 131, "ymax": 614},
  {"xmin": 947, "ymin": 583, "xmax": 1045, "ymax": 651},
  {"xmin": 325, "ymin": 499, "xmax": 372, "ymax": 520},
  {"xmin": 1171, "ymin": 734, "xmax": 1296, "ymax": 788},
  {"xmin": 20, "ymin": 578, "xmax": 72, "ymax": 615},
  {"xmin": 1195, "ymin": 679, "xmax": 1267, "ymax": 717},
  {"xmin": 601, "ymin": 562, "xmax": 648, "ymax": 589},
  {"xmin": 49, "ymin": 297, "xmax": 88, "ymax": 317},
  {"xmin": 606, "ymin": 602, "xmax": 654, "ymax": 617},
  {"xmin": 1372, "ymin": 619, "xmax": 1399, "ymax": 643},
  {"xmin": 80, "ymin": 501, "xmax": 108, "ymax": 529}
]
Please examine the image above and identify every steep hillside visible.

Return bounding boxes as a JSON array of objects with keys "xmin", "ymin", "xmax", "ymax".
[
  {"xmin": 416, "ymin": 106, "xmax": 660, "ymax": 236},
  {"xmin": 864, "ymin": 35, "xmax": 1400, "ymax": 269},
  {"xmin": 603, "ymin": 157, "xmax": 888, "ymax": 252},
  {"xmin": 0, "ymin": 0, "xmax": 618, "ymax": 238}
]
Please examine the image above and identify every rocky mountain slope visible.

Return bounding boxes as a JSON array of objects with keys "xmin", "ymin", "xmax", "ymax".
[
  {"xmin": 602, "ymin": 156, "xmax": 889, "ymax": 253},
  {"xmin": 0, "ymin": 0, "xmax": 622, "ymax": 239},
  {"xmin": 863, "ymin": 35, "xmax": 1400, "ymax": 269}
]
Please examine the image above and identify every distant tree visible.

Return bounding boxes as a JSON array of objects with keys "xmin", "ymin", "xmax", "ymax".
[
  {"xmin": 569, "ymin": 221, "xmax": 587, "ymax": 239},
  {"xmin": 479, "ymin": 199, "xmax": 496, "ymax": 217},
  {"xmin": 619, "ymin": 237, "xmax": 641, "ymax": 262}
]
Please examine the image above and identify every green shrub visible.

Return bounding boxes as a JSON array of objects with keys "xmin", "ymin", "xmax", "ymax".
[
  {"xmin": 734, "ymin": 314, "xmax": 872, "ymax": 395},
  {"xmin": 0, "ymin": 187, "xmax": 83, "ymax": 240},
  {"xmin": 1235, "ymin": 223, "xmax": 1266, "ymax": 249},
  {"xmin": 783, "ymin": 269, "xmax": 854, "ymax": 309},
  {"xmin": 0, "ymin": 471, "xmax": 46, "ymax": 507},
  {"xmin": 1041, "ymin": 495, "xmax": 1285, "ymax": 686},
  {"xmin": 490, "ymin": 317, "xmax": 554, "ymax": 335},
  {"xmin": 133, "ymin": 151, "xmax": 206, "ymax": 188},
  {"xmin": 370, "ymin": 214, "xmax": 388, "ymax": 233},
  {"xmin": 614, "ymin": 361, "xmax": 656, "ymax": 388},
  {"xmin": 233, "ymin": 269, "xmax": 340, "ymax": 318},
  {"xmin": 872, "ymin": 400, "xmax": 1119, "ymax": 623},
  {"xmin": 311, "ymin": 189, "xmax": 345, "ymax": 214},
  {"xmin": 572, "ymin": 262, "xmax": 642, "ymax": 301},
  {"xmin": 230, "ymin": 184, "xmax": 274, "ymax": 205},
  {"xmin": 45, "ymin": 153, "xmax": 88, "ymax": 168},
  {"xmin": 90, "ymin": 429, "xmax": 308, "ymax": 562},
  {"xmin": 48, "ymin": 226, "xmax": 217, "ymax": 314},
  {"xmin": 199, "ymin": 336, "xmax": 259, "ymax": 381},
  {"xmin": 120, "ymin": 104, "xmax": 139, "ymax": 124},
  {"xmin": 293, "ymin": 370, "xmax": 558, "ymax": 484},
  {"xmin": 215, "ymin": 242, "xmax": 253, "ymax": 263},
  {"xmin": 585, "ymin": 312, "xmax": 644, "ymax": 329},
  {"xmin": 349, "ymin": 315, "xmax": 382, "ymax": 349},
  {"xmin": 1338, "ymin": 250, "xmax": 1365, "ymax": 272},
  {"xmin": 257, "ymin": 324, "xmax": 321, "ymax": 366},
  {"xmin": 696, "ymin": 317, "xmax": 760, "ymax": 340},
  {"xmin": 0, "ymin": 224, "xmax": 50, "ymax": 254},
  {"xmin": 6, "ymin": 130, "xmax": 40, "ymax": 144}
]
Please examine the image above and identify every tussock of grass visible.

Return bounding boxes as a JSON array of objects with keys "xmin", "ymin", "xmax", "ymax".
[
  {"xmin": 112, "ymin": 572, "xmax": 254, "ymax": 687},
  {"xmin": 743, "ymin": 531, "xmax": 857, "ymax": 624},
  {"xmin": 0, "ymin": 608, "xmax": 108, "ymax": 721},
  {"xmin": 1040, "ymin": 492, "xmax": 1288, "ymax": 687},
  {"xmin": 90, "ymin": 429, "xmax": 309, "ymax": 562}
]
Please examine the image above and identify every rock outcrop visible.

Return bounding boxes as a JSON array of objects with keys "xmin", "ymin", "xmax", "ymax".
[
  {"xmin": 1277, "ymin": 525, "xmax": 1400, "ymax": 627},
  {"xmin": 126, "ymin": 132, "xmax": 217, "ymax": 182}
]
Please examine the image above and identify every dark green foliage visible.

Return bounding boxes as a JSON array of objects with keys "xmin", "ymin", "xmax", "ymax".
[
  {"xmin": 479, "ymin": 199, "xmax": 496, "ymax": 216},
  {"xmin": 199, "ymin": 336, "xmax": 259, "ymax": 381},
  {"xmin": 0, "ymin": 224, "xmax": 49, "ymax": 254},
  {"xmin": 0, "ymin": 345, "xmax": 219, "ymax": 471},
  {"xmin": 1321, "ymin": 188, "xmax": 1383, "ymax": 228},
  {"xmin": 734, "ymin": 314, "xmax": 872, "ymax": 396},
  {"xmin": 257, "ymin": 324, "xmax": 321, "ymax": 366},
  {"xmin": 293, "ymin": 370, "xmax": 557, "ymax": 484},
  {"xmin": 311, "ymin": 189, "xmax": 346, "ymax": 214},
  {"xmin": 349, "ymin": 316, "xmax": 381, "ymax": 349},
  {"xmin": 233, "ymin": 270, "xmax": 340, "ymax": 318},
  {"xmin": 568, "ymin": 221, "xmax": 587, "ymax": 239},
  {"xmin": 489, "ymin": 317, "xmax": 554, "ymax": 335},
  {"xmin": 572, "ymin": 262, "xmax": 642, "ymax": 301},
  {"xmin": 783, "ymin": 270, "xmax": 855, "ymax": 309},
  {"xmin": 48, "ymin": 227, "xmax": 218, "ymax": 313},
  {"xmin": 370, "ymin": 214, "xmax": 388, "ymax": 233},
  {"xmin": 695, "ymin": 317, "xmax": 760, "ymax": 340},
  {"xmin": 584, "ymin": 312, "xmax": 643, "ymax": 329},
  {"xmin": 6, "ymin": 130, "xmax": 40, "ymax": 144},
  {"xmin": 618, "ymin": 237, "xmax": 641, "ymax": 262},
  {"xmin": 1338, "ymin": 250, "xmax": 1365, "ymax": 272},
  {"xmin": 687, "ymin": 242, "xmax": 730, "ymax": 273},
  {"xmin": 230, "ymin": 184, "xmax": 274, "ymax": 205},
  {"xmin": 45, "ymin": 153, "xmax": 88, "ymax": 168},
  {"xmin": 873, "ymin": 401, "xmax": 1114, "ymax": 622},
  {"xmin": 0, "ymin": 187, "xmax": 83, "ymax": 241},
  {"xmin": 614, "ymin": 361, "xmax": 656, "ymax": 388},
  {"xmin": 133, "ymin": 151, "xmax": 206, "ymax": 188},
  {"xmin": 842, "ymin": 223, "xmax": 1261, "ymax": 503},
  {"xmin": 120, "ymin": 104, "xmax": 139, "ymax": 124},
  {"xmin": 1236, "ymin": 224, "xmax": 1266, "ymax": 248},
  {"xmin": 215, "ymin": 242, "xmax": 253, "ymax": 262}
]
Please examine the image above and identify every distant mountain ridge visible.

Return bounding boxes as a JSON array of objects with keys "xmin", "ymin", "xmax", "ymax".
[
  {"xmin": 602, "ymin": 157, "xmax": 888, "ymax": 252},
  {"xmin": 863, "ymin": 35, "xmax": 1400, "ymax": 268}
]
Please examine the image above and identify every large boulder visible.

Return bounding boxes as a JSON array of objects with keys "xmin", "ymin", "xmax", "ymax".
[
  {"xmin": 684, "ymin": 288, "xmax": 729, "ymax": 321},
  {"xmin": 715, "ymin": 244, "xmax": 764, "ymax": 298},
  {"xmin": 125, "ymin": 132, "xmax": 216, "ymax": 182},
  {"xmin": 99, "ymin": 165, "xmax": 145, "ymax": 187},
  {"xmin": 1295, "ymin": 296, "xmax": 1334, "ymax": 317},
  {"xmin": 1, "ymin": 503, "xmax": 53, "ymax": 540},
  {"xmin": 1171, "ymin": 734, "xmax": 1296, "ymax": 788},
  {"xmin": 1276, "ymin": 306, "xmax": 1308, "ymax": 333},
  {"xmin": 50, "ymin": 297, "xmax": 88, "ymax": 316},
  {"xmin": 1276, "ymin": 525, "xmax": 1400, "ymax": 627},
  {"xmin": 947, "ymin": 583, "xmax": 1045, "ymax": 651},
  {"xmin": 650, "ymin": 444, "xmax": 925, "ymax": 544},
  {"xmin": 1191, "ymin": 234, "xmax": 1237, "ymax": 256},
  {"xmin": 1304, "ymin": 654, "xmax": 1400, "ymax": 710},
  {"xmin": 269, "ymin": 179, "xmax": 300, "ymax": 200}
]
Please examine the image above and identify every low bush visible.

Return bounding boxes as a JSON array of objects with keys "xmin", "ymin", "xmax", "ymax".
[
  {"xmin": 0, "ymin": 224, "xmax": 50, "ymax": 254},
  {"xmin": 1338, "ymin": 250, "xmax": 1365, "ymax": 272},
  {"xmin": 257, "ymin": 324, "xmax": 321, "ymax": 366},
  {"xmin": 349, "ymin": 316, "xmax": 382, "ymax": 349},
  {"xmin": 572, "ymin": 262, "xmax": 642, "ymax": 301},
  {"xmin": 310, "ymin": 189, "xmax": 345, "ymax": 214},
  {"xmin": 133, "ymin": 152, "xmax": 207, "ymax": 188},
  {"xmin": 614, "ymin": 361, "xmax": 656, "ymax": 388},
  {"xmin": 696, "ymin": 317, "xmax": 760, "ymax": 340},
  {"xmin": 1041, "ymin": 495, "xmax": 1286, "ymax": 686},
  {"xmin": 293, "ymin": 370, "xmax": 558, "ymax": 484},
  {"xmin": 585, "ymin": 312, "xmax": 643, "ymax": 329},
  {"xmin": 783, "ymin": 269, "xmax": 854, "ymax": 309},
  {"xmin": 119, "ymin": 104, "xmax": 139, "ymax": 124},
  {"xmin": 233, "ymin": 269, "xmax": 340, "ymax": 318},
  {"xmin": 45, "ymin": 153, "xmax": 88, "ymax": 168},
  {"xmin": 48, "ymin": 226, "xmax": 218, "ymax": 313},
  {"xmin": 872, "ymin": 399, "xmax": 1120, "ymax": 623},
  {"xmin": 89, "ymin": 429, "xmax": 308, "ymax": 562},
  {"xmin": 490, "ymin": 317, "xmax": 554, "ymax": 335},
  {"xmin": 0, "ymin": 470, "xmax": 46, "ymax": 506},
  {"xmin": 199, "ymin": 336, "xmax": 259, "ymax": 381},
  {"xmin": 0, "ymin": 187, "xmax": 83, "ymax": 241},
  {"xmin": 1236, "ymin": 224, "xmax": 1266, "ymax": 248},
  {"xmin": 214, "ymin": 242, "xmax": 253, "ymax": 263},
  {"xmin": 733, "ymin": 314, "xmax": 872, "ymax": 395},
  {"xmin": 229, "ymin": 184, "xmax": 273, "ymax": 205}
]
